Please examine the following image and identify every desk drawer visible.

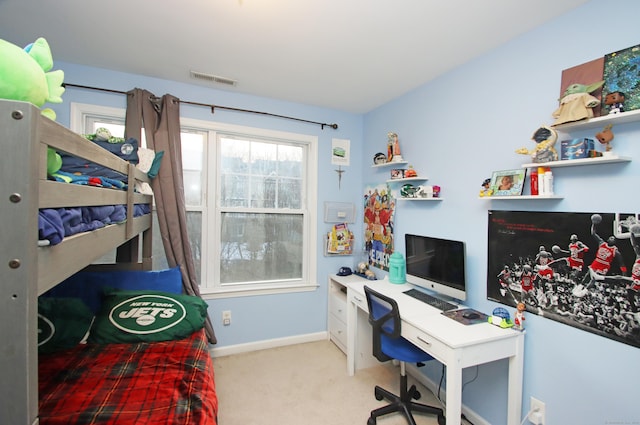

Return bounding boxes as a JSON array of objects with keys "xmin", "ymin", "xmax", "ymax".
[
  {"xmin": 403, "ymin": 323, "xmax": 449, "ymax": 361},
  {"xmin": 329, "ymin": 313, "xmax": 347, "ymax": 352},
  {"xmin": 329, "ymin": 293, "xmax": 347, "ymax": 323},
  {"xmin": 349, "ymin": 291, "xmax": 368, "ymax": 312}
]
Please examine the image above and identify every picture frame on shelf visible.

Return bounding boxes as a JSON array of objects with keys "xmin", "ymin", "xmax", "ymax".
[
  {"xmin": 390, "ymin": 169, "xmax": 404, "ymax": 179},
  {"xmin": 489, "ymin": 168, "xmax": 527, "ymax": 196}
]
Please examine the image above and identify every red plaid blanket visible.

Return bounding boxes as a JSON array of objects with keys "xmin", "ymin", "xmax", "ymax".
[{"xmin": 39, "ymin": 329, "xmax": 217, "ymax": 425}]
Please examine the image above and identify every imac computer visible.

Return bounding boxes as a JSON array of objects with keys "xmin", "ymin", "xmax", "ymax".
[{"xmin": 405, "ymin": 233, "xmax": 467, "ymax": 302}]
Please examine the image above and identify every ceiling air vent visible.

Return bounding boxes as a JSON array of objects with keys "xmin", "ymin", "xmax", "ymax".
[{"xmin": 190, "ymin": 70, "xmax": 237, "ymax": 86}]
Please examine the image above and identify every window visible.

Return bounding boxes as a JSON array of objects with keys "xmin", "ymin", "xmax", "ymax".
[{"xmin": 71, "ymin": 103, "xmax": 318, "ymax": 297}]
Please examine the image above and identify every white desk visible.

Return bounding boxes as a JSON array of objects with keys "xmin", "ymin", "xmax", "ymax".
[{"xmin": 331, "ymin": 274, "xmax": 524, "ymax": 425}]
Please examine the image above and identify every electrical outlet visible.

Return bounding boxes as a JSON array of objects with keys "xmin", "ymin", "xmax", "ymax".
[
  {"xmin": 222, "ymin": 310, "xmax": 232, "ymax": 326},
  {"xmin": 529, "ymin": 397, "xmax": 545, "ymax": 425}
]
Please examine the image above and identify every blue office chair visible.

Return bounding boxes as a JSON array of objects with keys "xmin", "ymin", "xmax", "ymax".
[{"xmin": 364, "ymin": 286, "xmax": 444, "ymax": 425}]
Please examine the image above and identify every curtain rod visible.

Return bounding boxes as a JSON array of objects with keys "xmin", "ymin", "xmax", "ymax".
[{"xmin": 62, "ymin": 83, "xmax": 339, "ymax": 130}]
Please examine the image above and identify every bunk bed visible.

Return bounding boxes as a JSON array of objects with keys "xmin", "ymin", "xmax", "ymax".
[{"xmin": 0, "ymin": 100, "xmax": 217, "ymax": 425}]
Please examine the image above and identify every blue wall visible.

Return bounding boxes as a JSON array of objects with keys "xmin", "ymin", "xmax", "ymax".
[
  {"xmin": 363, "ymin": 1, "xmax": 640, "ymax": 424},
  {"xmin": 21, "ymin": 0, "xmax": 640, "ymax": 423}
]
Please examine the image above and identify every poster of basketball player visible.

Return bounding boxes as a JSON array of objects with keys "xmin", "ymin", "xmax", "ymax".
[
  {"xmin": 487, "ymin": 210, "xmax": 640, "ymax": 348},
  {"xmin": 363, "ymin": 183, "xmax": 395, "ymax": 271}
]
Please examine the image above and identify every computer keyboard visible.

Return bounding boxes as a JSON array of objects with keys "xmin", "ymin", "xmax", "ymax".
[{"xmin": 403, "ymin": 288, "xmax": 457, "ymax": 311}]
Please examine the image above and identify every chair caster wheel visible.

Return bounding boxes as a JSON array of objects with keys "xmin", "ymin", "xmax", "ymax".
[
  {"xmin": 414, "ymin": 390, "xmax": 421, "ymax": 400},
  {"xmin": 367, "ymin": 417, "xmax": 376, "ymax": 425},
  {"xmin": 437, "ymin": 413, "xmax": 446, "ymax": 425},
  {"xmin": 374, "ymin": 388, "xmax": 384, "ymax": 401}
]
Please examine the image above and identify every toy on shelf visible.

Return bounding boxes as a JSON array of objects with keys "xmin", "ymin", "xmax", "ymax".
[
  {"xmin": 552, "ymin": 80, "xmax": 604, "ymax": 126},
  {"xmin": 604, "ymin": 91, "xmax": 625, "ymax": 114},
  {"xmin": 479, "ymin": 178, "xmax": 493, "ymax": 197},
  {"xmin": 390, "ymin": 168, "xmax": 404, "ymax": 179},
  {"xmin": 515, "ymin": 125, "xmax": 558, "ymax": 163},
  {"xmin": 401, "ymin": 183, "xmax": 439, "ymax": 198},
  {"xmin": 404, "ymin": 165, "xmax": 417, "ymax": 178},
  {"xmin": 400, "ymin": 183, "xmax": 418, "ymax": 198},
  {"xmin": 387, "ymin": 132, "xmax": 403, "ymax": 163},
  {"xmin": 595, "ymin": 124, "xmax": 614, "ymax": 154},
  {"xmin": 0, "ymin": 37, "xmax": 65, "ymax": 174},
  {"xmin": 373, "ymin": 152, "xmax": 387, "ymax": 165}
]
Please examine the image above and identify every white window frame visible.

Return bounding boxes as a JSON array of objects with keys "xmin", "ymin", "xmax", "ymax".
[{"xmin": 70, "ymin": 103, "xmax": 318, "ymax": 298}]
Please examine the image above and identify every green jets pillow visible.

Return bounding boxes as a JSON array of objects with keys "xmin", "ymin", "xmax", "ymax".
[
  {"xmin": 38, "ymin": 298, "xmax": 94, "ymax": 354},
  {"xmin": 88, "ymin": 289, "xmax": 208, "ymax": 344}
]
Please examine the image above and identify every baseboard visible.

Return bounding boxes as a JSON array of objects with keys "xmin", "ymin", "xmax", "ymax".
[
  {"xmin": 209, "ymin": 331, "xmax": 328, "ymax": 358},
  {"xmin": 406, "ymin": 363, "xmax": 490, "ymax": 425}
]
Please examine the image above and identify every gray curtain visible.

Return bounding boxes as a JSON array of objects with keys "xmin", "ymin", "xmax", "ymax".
[{"xmin": 125, "ymin": 88, "xmax": 216, "ymax": 344}]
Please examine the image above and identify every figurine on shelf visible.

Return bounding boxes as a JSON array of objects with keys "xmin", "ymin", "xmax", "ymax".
[
  {"xmin": 373, "ymin": 152, "xmax": 387, "ymax": 165},
  {"xmin": 515, "ymin": 125, "xmax": 558, "ymax": 163},
  {"xmin": 416, "ymin": 185, "xmax": 433, "ymax": 198},
  {"xmin": 479, "ymin": 178, "xmax": 493, "ymax": 197},
  {"xmin": 595, "ymin": 124, "xmax": 614, "ymax": 154},
  {"xmin": 604, "ymin": 91, "xmax": 625, "ymax": 114},
  {"xmin": 404, "ymin": 165, "xmax": 417, "ymax": 178},
  {"xmin": 387, "ymin": 132, "xmax": 403, "ymax": 163},
  {"xmin": 514, "ymin": 302, "xmax": 526, "ymax": 331},
  {"xmin": 552, "ymin": 81, "xmax": 604, "ymax": 126}
]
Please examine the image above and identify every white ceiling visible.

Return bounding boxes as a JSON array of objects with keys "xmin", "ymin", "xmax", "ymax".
[{"xmin": 0, "ymin": 0, "xmax": 589, "ymax": 114}]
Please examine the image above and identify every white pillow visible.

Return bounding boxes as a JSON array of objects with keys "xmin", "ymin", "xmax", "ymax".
[{"xmin": 135, "ymin": 147, "xmax": 155, "ymax": 195}]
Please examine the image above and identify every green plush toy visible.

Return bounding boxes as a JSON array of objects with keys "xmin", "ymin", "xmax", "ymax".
[{"xmin": 0, "ymin": 37, "xmax": 65, "ymax": 174}]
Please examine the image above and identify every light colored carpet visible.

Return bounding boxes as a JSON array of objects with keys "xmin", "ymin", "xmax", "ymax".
[{"xmin": 213, "ymin": 339, "xmax": 448, "ymax": 425}]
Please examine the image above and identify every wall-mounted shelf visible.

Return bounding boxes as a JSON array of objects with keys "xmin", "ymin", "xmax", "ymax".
[
  {"xmin": 479, "ymin": 195, "xmax": 563, "ymax": 200},
  {"xmin": 397, "ymin": 197, "xmax": 443, "ymax": 201},
  {"xmin": 553, "ymin": 108, "xmax": 640, "ymax": 132},
  {"xmin": 386, "ymin": 177, "xmax": 428, "ymax": 183},
  {"xmin": 522, "ymin": 155, "xmax": 631, "ymax": 168},
  {"xmin": 372, "ymin": 161, "xmax": 408, "ymax": 168}
]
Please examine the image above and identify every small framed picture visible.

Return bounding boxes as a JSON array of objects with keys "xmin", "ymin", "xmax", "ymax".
[
  {"xmin": 490, "ymin": 169, "xmax": 527, "ymax": 196},
  {"xmin": 390, "ymin": 169, "xmax": 405, "ymax": 179}
]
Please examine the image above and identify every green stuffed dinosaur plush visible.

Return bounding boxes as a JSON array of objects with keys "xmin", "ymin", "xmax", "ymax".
[{"xmin": 0, "ymin": 37, "xmax": 65, "ymax": 174}]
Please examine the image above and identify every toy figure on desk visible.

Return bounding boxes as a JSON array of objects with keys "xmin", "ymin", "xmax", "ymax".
[
  {"xmin": 514, "ymin": 302, "xmax": 526, "ymax": 331},
  {"xmin": 604, "ymin": 91, "xmax": 625, "ymax": 114},
  {"xmin": 489, "ymin": 307, "xmax": 514, "ymax": 328},
  {"xmin": 355, "ymin": 261, "xmax": 377, "ymax": 280}
]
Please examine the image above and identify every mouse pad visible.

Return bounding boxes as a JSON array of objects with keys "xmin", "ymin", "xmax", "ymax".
[{"xmin": 442, "ymin": 308, "xmax": 489, "ymax": 325}]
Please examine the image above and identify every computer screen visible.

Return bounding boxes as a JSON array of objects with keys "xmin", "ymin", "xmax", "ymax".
[{"xmin": 405, "ymin": 233, "xmax": 467, "ymax": 301}]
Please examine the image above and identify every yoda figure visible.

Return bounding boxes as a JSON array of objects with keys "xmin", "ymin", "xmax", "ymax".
[{"xmin": 552, "ymin": 81, "xmax": 604, "ymax": 126}]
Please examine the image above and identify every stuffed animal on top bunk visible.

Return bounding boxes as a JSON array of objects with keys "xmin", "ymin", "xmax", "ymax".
[{"xmin": 0, "ymin": 37, "xmax": 65, "ymax": 174}]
